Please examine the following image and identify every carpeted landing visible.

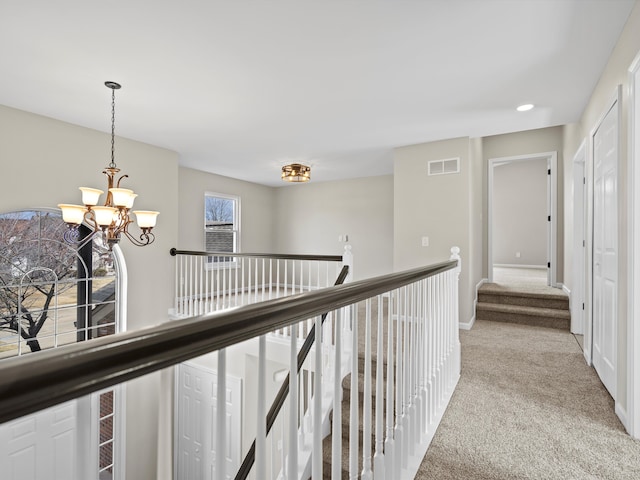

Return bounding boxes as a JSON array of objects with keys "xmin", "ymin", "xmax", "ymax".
[{"xmin": 416, "ymin": 320, "xmax": 640, "ymax": 479}]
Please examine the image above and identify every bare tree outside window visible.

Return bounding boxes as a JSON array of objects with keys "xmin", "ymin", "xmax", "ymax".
[
  {"xmin": 205, "ymin": 194, "xmax": 239, "ymax": 264},
  {"xmin": 0, "ymin": 210, "xmax": 115, "ymax": 357}
]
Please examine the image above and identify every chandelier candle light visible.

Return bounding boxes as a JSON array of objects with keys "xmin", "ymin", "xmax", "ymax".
[
  {"xmin": 281, "ymin": 163, "xmax": 311, "ymax": 182},
  {"xmin": 59, "ymin": 81, "xmax": 159, "ymax": 248}
]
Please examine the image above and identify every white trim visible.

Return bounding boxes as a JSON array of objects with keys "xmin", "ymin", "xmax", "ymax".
[
  {"xmin": 111, "ymin": 244, "xmax": 127, "ymax": 480},
  {"xmin": 460, "ymin": 278, "xmax": 487, "ymax": 330},
  {"xmin": 487, "ymin": 152, "xmax": 557, "ymax": 286},
  {"xmin": 628, "ymin": 52, "xmax": 640, "ymax": 439},
  {"xmin": 561, "ymin": 284, "xmax": 571, "ymax": 298},
  {"xmin": 572, "ymin": 139, "xmax": 587, "ymax": 335},
  {"xmin": 492, "ymin": 263, "xmax": 547, "ymax": 269}
]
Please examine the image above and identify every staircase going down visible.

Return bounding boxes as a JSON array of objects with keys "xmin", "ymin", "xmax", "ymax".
[{"xmin": 476, "ymin": 283, "xmax": 570, "ymax": 330}]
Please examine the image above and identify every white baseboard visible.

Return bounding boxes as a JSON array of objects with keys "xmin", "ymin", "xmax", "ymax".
[
  {"xmin": 493, "ymin": 263, "xmax": 547, "ymax": 270},
  {"xmin": 561, "ymin": 283, "xmax": 571, "ymax": 298},
  {"xmin": 616, "ymin": 402, "xmax": 629, "ymax": 433},
  {"xmin": 460, "ymin": 278, "xmax": 488, "ymax": 330}
]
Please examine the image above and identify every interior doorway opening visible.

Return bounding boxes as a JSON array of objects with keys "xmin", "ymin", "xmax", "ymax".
[{"xmin": 488, "ymin": 152, "xmax": 558, "ymax": 288}]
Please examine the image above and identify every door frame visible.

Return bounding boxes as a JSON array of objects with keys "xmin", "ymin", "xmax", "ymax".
[
  {"xmin": 572, "ymin": 139, "xmax": 587, "ymax": 335},
  {"xmin": 487, "ymin": 151, "xmax": 558, "ymax": 286},
  {"xmin": 628, "ymin": 54, "xmax": 640, "ymax": 439}
]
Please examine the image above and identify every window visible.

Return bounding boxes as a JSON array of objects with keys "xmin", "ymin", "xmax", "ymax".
[
  {"xmin": 204, "ymin": 193, "xmax": 239, "ymax": 264},
  {"xmin": 0, "ymin": 208, "xmax": 124, "ymax": 479}
]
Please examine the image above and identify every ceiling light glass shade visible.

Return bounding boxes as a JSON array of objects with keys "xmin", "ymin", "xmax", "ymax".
[
  {"xmin": 58, "ymin": 204, "xmax": 87, "ymax": 225},
  {"xmin": 92, "ymin": 206, "xmax": 118, "ymax": 227},
  {"xmin": 133, "ymin": 211, "xmax": 160, "ymax": 229},
  {"xmin": 281, "ymin": 163, "xmax": 311, "ymax": 182},
  {"xmin": 124, "ymin": 193, "xmax": 137, "ymax": 209},
  {"xmin": 109, "ymin": 188, "xmax": 136, "ymax": 207},
  {"xmin": 79, "ymin": 187, "xmax": 103, "ymax": 206},
  {"xmin": 516, "ymin": 103, "xmax": 534, "ymax": 112}
]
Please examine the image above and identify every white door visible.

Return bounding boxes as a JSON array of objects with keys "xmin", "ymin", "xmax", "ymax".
[
  {"xmin": 0, "ymin": 401, "xmax": 80, "ymax": 480},
  {"xmin": 592, "ymin": 98, "xmax": 619, "ymax": 398},
  {"xmin": 176, "ymin": 362, "xmax": 242, "ymax": 480}
]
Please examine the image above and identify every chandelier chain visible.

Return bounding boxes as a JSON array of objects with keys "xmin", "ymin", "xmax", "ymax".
[{"xmin": 110, "ymin": 87, "xmax": 116, "ymax": 169}]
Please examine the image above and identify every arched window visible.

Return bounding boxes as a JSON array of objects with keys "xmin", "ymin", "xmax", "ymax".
[{"xmin": 0, "ymin": 208, "xmax": 126, "ymax": 480}]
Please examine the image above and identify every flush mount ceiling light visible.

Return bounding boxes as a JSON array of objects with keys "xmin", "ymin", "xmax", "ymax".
[
  {"xmin": 281, "ymin": 163, "xmax": 311, "ymax": 183},
  {"xmin": 58, "ymin": 81, "xmax": 159, "ymax": 248},
  {"xmin": 516, "ymin": 103, "xmax": 535, "ymax": 112}
]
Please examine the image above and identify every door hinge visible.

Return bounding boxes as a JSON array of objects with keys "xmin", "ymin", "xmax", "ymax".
[
  {"xmin": 548, "ymin": 215, "xmax": 551, "ymax": 221},
  {"xmin": 583, "ymin": 240, "xmax": 586, "ymax": 247},
  {"xmin": 583, "ymin": 177, "xmax": 586, "ymax": 185},
  {"xmin": 547, "ymin": 262, "xmax": 551, "ymax": 268},
  {"xmin": 548, "ymin": 169, "xmax": 551, "ymax": 175},
  {"xmin": 582, "ymin": 303, "xmax": 585, "ymax": 310}
]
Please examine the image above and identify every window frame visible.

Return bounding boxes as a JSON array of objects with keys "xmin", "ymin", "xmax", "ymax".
[{"xmin": 204, "ymin": 192, "xmax": 240, "ymax": 269}]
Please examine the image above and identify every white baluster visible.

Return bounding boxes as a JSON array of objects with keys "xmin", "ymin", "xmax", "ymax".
[
  {"xmin": 288, "ymin": 323, "xmax": 298, "ymax": 480},
  {"xmin": 394, "ymin": 288, "xmax": 403, "ymax": 477},
  {"xmin": 374, "ymin": 295, "xmax": 386, "ymax": 479},
  {"xmin": 361, "ymin": 299, "xmax": 373, "ymax": 479},
  {"xmin": 349, "ymin": 303, "xmax": 359, "ymax": 479},
  {"xmin": 217, "ymin": 348, "xmax": 227, "ymax": 480},
  {"xmin": 257, "ymin": 336, "xmax": 267, "ymax": 476},
  {"xmin": 385, "ymin": 292, "xmax": 395, "ymax": 480},
  {"xmin": 332, "ymin": 309, "xmax": 343, "ymax": 480},
  {"xmin": 312, "ymin": 315, "xmax": 323, "ymax": 479},
  {"xmin": 402, "ymin": 286, "xmax": 410, "ymax": 469}
]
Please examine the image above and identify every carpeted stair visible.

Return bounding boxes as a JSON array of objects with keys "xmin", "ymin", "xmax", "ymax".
[
  {"xmin": 476, "ymin": 283, "xmax": 570, "ymax": 330},
  {"xmin": 322, "ymin": 302, "xmax": 388, "ymax": 479}
]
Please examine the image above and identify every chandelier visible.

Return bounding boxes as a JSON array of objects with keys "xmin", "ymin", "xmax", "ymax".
[
  {"xmin": 281, "ymin": 163, "xmax": 311, "ymax": 182},
  {"xmin": 59, "ymin": 81, "xmax": 159, "ymax": 249}
]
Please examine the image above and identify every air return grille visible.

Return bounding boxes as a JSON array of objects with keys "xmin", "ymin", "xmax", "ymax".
[{"xmin": 428, "ymin": 157, "xmax": 460, "ymax": 176}]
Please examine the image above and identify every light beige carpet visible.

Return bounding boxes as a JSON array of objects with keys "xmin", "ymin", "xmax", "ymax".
[{"xmin": 416, "ymin": 320, "xmax": 640, "ymax": 479}]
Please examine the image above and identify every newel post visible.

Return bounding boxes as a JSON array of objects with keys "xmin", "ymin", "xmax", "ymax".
[
  {"xmin": 343, "ymin": 244, "xmax": 353, "ymax": 283},
  {"xmin": 450, "ymin": 246, "xmax": 462, "ymax": 377}
]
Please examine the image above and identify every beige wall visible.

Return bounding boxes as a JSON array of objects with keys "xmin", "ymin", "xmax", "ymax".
[
  {"xmin": 274, "ymin": 175, "xmax": 394, "ymax": 281},
  {"xmin": 493, "ymin": 159, "xmax": 548, "ymax": 266},
  {"xmin": 0, "ymin": 104, "xmax": 179, "ymax": 480},
  {"xmin": 178, "ymin": 166, "xmax": 276, "ymax": 253},
  {"xmin": 394, "ymin": 137, "xmax": 476, "ymax": 325},
  {"xmin": 482, "ymin": 126, "xmax": 565, "ymax": 280},
  {"xmin": 562, "ymin": 1, "xmax": 640, "ymax": 417}
]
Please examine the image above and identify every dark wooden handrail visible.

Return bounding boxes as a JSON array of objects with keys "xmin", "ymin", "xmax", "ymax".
[
  {"xmin": 0, "ymin": 259, "xmax": 456, "ymax": 425},
  {"xmin": 170, "ymin": 247, "xmax": 343, "ymax": 262}
]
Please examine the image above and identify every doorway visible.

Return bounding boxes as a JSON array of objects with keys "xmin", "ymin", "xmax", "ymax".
[{"xmin": 488, "ymin": 152, "xmax": 558, "ymax": 288}]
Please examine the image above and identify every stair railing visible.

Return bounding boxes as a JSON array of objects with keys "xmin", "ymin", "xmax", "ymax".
[
  {"xmin": 0, "ymin": 247, "xmax": 461, "ymax": 480},
  {"xmin": 170, "ymin": 246, "xmax": 352, "ymax": 321}
]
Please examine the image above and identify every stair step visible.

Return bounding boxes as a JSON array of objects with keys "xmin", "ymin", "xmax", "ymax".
[
  {"xmin": 478, "ymin": 291, "xmax": 568, "ymax": 310},
  {"xmin": 476, "ymin": 302, "xmax": 570, "ymax": 330}
]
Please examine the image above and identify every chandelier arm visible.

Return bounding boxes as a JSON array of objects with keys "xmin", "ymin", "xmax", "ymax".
[{"xmin": 121, "ymin": 228, "xmax": 155, "ymax": 247}]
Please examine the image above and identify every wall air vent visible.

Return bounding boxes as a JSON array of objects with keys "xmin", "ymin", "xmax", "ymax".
[{"xmin": 428, "ymin": 157, "xmax": 460, "ymax": 176}]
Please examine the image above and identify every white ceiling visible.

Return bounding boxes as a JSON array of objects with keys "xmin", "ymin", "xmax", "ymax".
[{"xmin": 0, "ymin": 1, "xmax": 635, "ymax": 186}]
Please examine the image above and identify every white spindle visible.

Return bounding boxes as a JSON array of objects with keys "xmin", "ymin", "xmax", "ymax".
[
  {"xmin": 288, "ymin": 323, "xmax": 298, "ymax": 480},
  {"xmin": 361, "ymin": 299, "xmax": 373, "ymax": 479},
  {"xmin": 374, "ymin": 295, "xmax": 385, "ymax": 479},
  {"xmin": 312, "ymin": 315, "xmax": 323, "ymax": 479},
  {"xmin": 385, "ymin": 291, "xmax": 395, "ymax": 480},
  {"xmin": 349, "ymin": 303, "xmax": 359, "ymax": 479},
  {"xmin": 401, "ymin": 286, "xmax": 410, "ymax": 468},
  {"xmin": 394, "ymin": 288, "xmax": 403, "ymax": 477},
  {"xmin": 332, "ymin": 308, "xmax": 343, "ymax": 480},
  {"xmin": 216, "ymin": 348, "xmax": 227, "ymax": 480}
]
